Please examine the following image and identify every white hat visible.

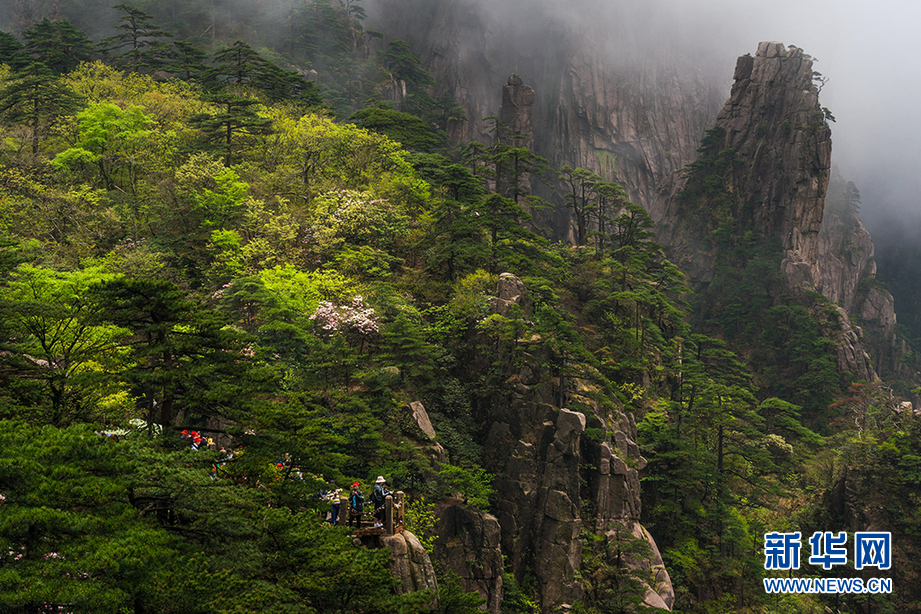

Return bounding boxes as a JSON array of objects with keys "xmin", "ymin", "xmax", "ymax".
[{"xmin": 376, "ymin": 475, "xmax": 386, "ymax": 483}]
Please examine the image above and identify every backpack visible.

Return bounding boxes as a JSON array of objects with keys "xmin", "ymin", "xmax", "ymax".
[{"xmin": 351, "ymin": 490, "xmax": 365, "ymax": 512}]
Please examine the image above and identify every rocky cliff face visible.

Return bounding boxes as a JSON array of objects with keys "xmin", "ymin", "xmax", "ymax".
[
  {"xmin": 817, "ymin": 174, "xmax": 905, "ymax": 376},
  {"xmin": 434, "ymin": 501, "xmax": 504, "ymax": 612},
  {"xmin": 378, "ymin": 530, "xmax": 440, "ymax": 607},
  {"xmin": 371, "ymin": 0, "xmax": 903, "ymax": 378},
  {"xmin": 371, "ymin": 0, "xmax": 726, "ymax": 238},
  {"xmin": 660, "ymin": 42, "xmax": 830, "ymax": 284},
  {"xmin": 474, "ymin": 275, "xmax": 673, "ymax": 613},
  {"xmin": 371, "ymin": 2, "xmax": 909, "ymax": 605},
  {"xmin": 660, "ymin": 42, "xmax": 900, "ymax": 381}
]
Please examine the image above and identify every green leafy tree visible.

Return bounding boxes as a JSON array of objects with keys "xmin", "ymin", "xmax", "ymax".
[
  {"xmin": 342, "ymin": 0, "xmax": 367, "ymax": 21},
  {"xmin": 0, "ymin": 264, "xmax": 130, "ymax": 426},
  {"xmin": 590, "ymin": 180, "xmax": 630, "ymax": 255},
  {"xmin": 52, "ymin": 101, "xmax": 154, "ymax": 192},
  {"xmin": 638, "ymin": 334, "xmax": 775, "ymax": 611},
  {"xmin": 380, "ymin": 40, "xmax": 439, "ymax": 118}
]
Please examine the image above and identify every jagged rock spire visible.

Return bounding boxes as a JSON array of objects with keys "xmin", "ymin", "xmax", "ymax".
[{"xmin": 498, "ymin": 73, "xmax": 535, "ymax": 148}]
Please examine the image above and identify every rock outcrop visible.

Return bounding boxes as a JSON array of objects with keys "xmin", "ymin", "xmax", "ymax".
[
  {"xmin": 490, "ymin": 272, "xmax": 532, "ymax": 318},
  {"xmin": 817, "ymin": 174, "xmax": 904, "ymax": 376},
  {"xmin": 434, "ymin": 501, "xmax": 505, "ymax": 612},
  {"xmin": 371, "ymin": 0, "xmax": 726, "ymax": 239},
  {"xmin": 371, "ymin": 1, "xmax": 902, "ymax": 377},
  {"xmin": 661, "ymin": 42, "xmax": 897, "ymax": 381},
  {"xmin": 499, "ymin": 74, "xmax": 535, "ymax": 149},
  {"xmin": 369, "ymin": 1, "xmax": 909, "ymax": 604},
  {"xmin": 660, "ymin": 42, "xmax": 831, "ymax": 285},
  {"xmin": 381, "ymin": 530, "xmax": 440, "ymax": 606},
  {"xmin": 479, "ymin": 274, "xmax": 673, "ymax": 612}
]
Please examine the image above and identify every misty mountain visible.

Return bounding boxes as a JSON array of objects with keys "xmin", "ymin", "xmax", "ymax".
[{"xmin": 1, "ymin": 2, "xmax": 919, "ymax": 613}]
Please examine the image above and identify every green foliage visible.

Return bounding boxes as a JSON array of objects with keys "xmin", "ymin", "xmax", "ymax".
[
  {"xmin": 405, "ymin": 495, "xmax": 437, "ymax": 554},
  {"xmin": 0, "ymin": 25, "xmax": 911, "ymax": 613},
  {"xmin": 0, "ymin": 61, "xmax": 83, "ymax": 158},
  {"xmin": 437, "ymin": 463, "xmax": 494, "ymax": 511},
  {"xmin": 437, "ymin": 571, "xmax": 487, "ymax": 614},
  {"xmin": 90, "ymin": 277, "xmax": 276, "ymax": 429},
  {"xmin": 53, "ymin": 101, "xmax": 154, "ymax": 191},
  {"xmin": 189, "ymin": 92, "xmax": 273, "ymax": 167},
  {"xmin": 0, "ymin": 264, "xmax": 131, "ymax": 426},
  {"xmin": 350, "ymin": 107, "xmax": 445, "ymax": 152},
  {"xmin": 0, "ymin": 31, "xmax": 26, "ymax": 70},
  {"xmin": 0, "ymin": 420, "xmax": 425, "ymax": 613},
  {"xmin": 577, "ymin": 525, "xmax": 670, "ymax": 614},
  {"xmin": 99, "ymin": 4, "xmax": 173, "ymax": 73},
  {"xmin": 500, "ymin": 571, "xmax": 540, "ymax": 614},
  {"xmin": 21, "ymin": 18, "xmax": 95, "ymax": 74}
]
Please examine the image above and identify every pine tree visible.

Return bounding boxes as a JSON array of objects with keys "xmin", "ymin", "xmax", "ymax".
[
  {"xmin": 98, "ymin": 4, "xmax": 173, "ymax": 72},
  {"xmin": 0, "ymin": 30, "xmax": 26, "ymax": 70},
  {"xmin": 189, "ymin": 92, "xmax": 273, "ymax": 166},
  {"xmin": 254, "ymin": 60, "xmax": 323, "ymax": 106},
  {"xmin": 21, "ymin": 18, "xmax": 95, "ymax": 74},
  {"xmin": 90, "ymin": 278, "xmax": 275, "ymax": 430},
  {"xmin": 560, "ymin": 165, "xmax": 600, "ymax": 246},
  {"xmin": 212, "ymin": 40, "xmax": 267, "ymax": 85},
  {"xmin": 409, "ymin": 153, "xmax": 489, "ymax": 280},
  {"xmin": 169, "ymin": 40, "xmax": 208, "ymax": 81},
  {"xmin": 0, "ymin": 62, "xmax": 83, "ymax": 158}
]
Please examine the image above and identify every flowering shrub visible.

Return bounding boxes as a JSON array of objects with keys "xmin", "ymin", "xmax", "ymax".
[{"xmin": 309, "ymin": 295, "xmax": 379, "ymax": 336}]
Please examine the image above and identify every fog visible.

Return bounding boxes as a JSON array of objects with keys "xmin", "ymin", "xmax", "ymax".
[{"xmin": 371, "ymin": 0, "xmax": 919, "ymax": 231}]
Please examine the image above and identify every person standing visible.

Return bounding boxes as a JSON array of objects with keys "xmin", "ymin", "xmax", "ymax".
[
  {"xmin": 370, "ymin": 476, "xmax": 390, "ymax": 527},
  {"xmin": 348, "ymin": 481, "xmax": 364, "ymax": 529},
  {"xmin": 328, "ymin": 488, "xmax": 341, "ymax": 525}
]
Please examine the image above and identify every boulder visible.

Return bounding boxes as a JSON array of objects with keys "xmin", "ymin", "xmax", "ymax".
[
  {"xmin": 491, "ymin": 273, "xmax": 531, "ymax": 319},
  {"xmin": 381, "ymin": 530, "xmax": 439, "ymax": 607},
  {"xmin": 408, "ymin": 401, "xmax": 437, "ymax": 440}
]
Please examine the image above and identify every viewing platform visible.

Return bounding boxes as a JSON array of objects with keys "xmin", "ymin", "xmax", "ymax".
[{"xmin": 334, "ymin": 490, "xmax": 405, "ymax": 536}]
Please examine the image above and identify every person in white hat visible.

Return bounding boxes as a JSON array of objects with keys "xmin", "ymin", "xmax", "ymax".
[{"xmin": 371, "ymin": 476, "xmax": 390, "ymax": 526}]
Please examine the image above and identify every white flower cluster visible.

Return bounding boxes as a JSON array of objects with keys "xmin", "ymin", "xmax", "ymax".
[{"xmin": 309, "ymin": 295, "xmax": 379, "ymax": 335}]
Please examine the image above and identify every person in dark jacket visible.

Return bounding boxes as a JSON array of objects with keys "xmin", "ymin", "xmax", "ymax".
[
  {"xmin": 348, "ymin": 481, "xmax": 364, "ymax": 528},
  {"xmin": 370, "ymin": 475, "xmax": 390, "ymax": 526}
]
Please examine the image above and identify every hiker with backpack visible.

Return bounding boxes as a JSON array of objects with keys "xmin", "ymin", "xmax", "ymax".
[
  {"xmin": 348, "ymin": 481, "xmax": 364, "ymax": 528},
  {"xmin": 370, "ymin": 476, "xmax": 390, "ymax": 527}
]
